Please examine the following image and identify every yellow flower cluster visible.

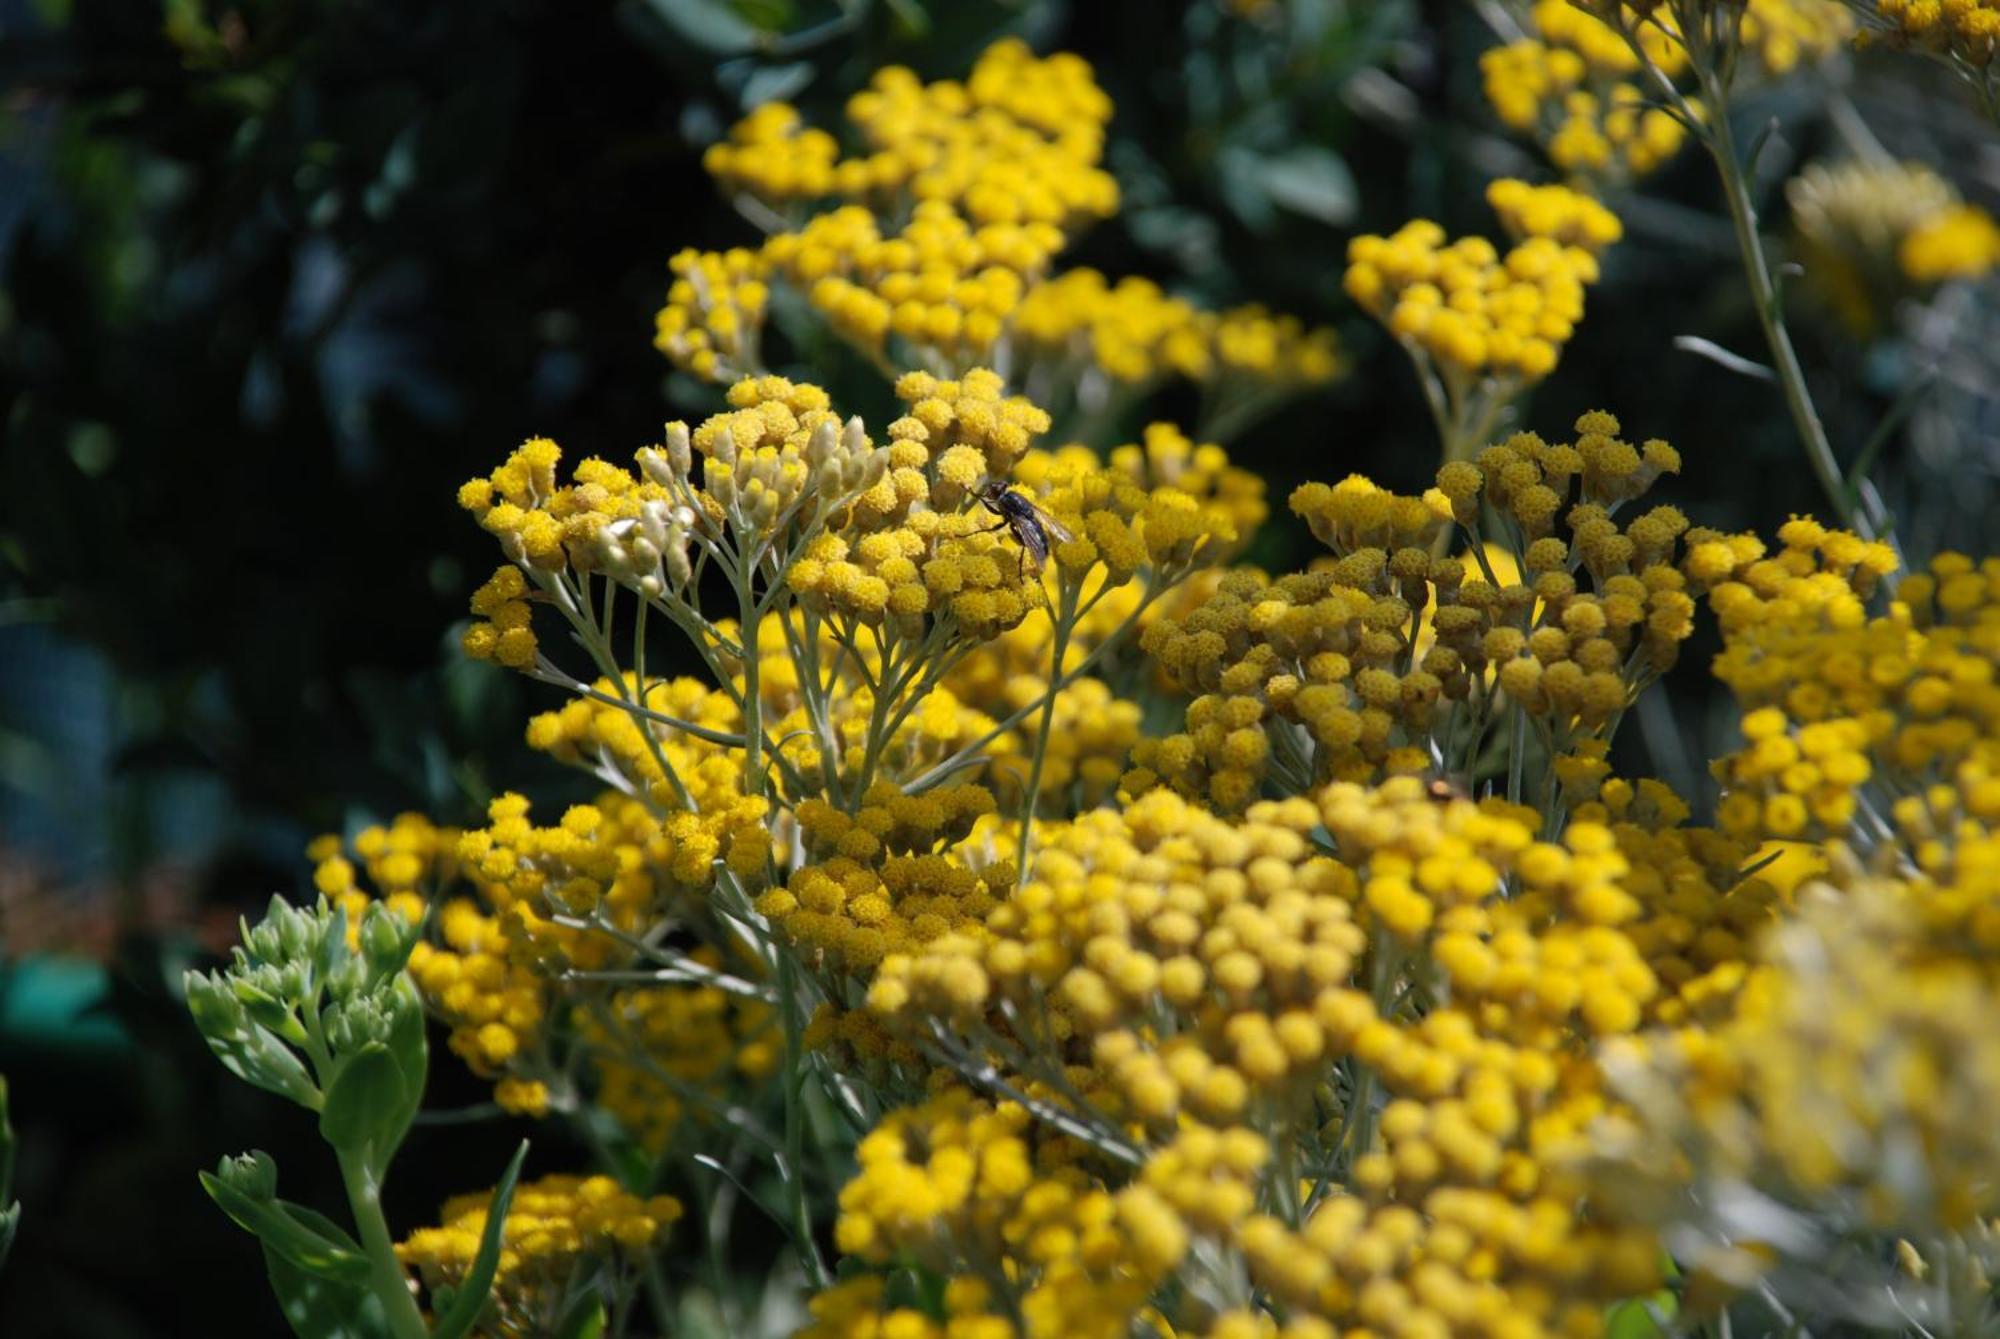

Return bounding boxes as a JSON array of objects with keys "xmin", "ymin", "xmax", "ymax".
[
  {"xmin": 1860, "ymin": 0, "xmax": 2000, "ymax": 71},
  {"xmin": 1737, "ymin": 0, "xmax": 1856, "ymax": 74},
  {"xmin": 461, "ymin": 564, "xmax": 539, "ymax": 670},
  {"xmin": 1594, "ymin": 875, "xmax": 2000, "ymax": 1307},
  {"xmin": 1901, "ymin": 201, "xmax": 2000, "ymax": 283},
  {"xmin": 576, "ymin": 974, "xmax": 777, "ymax": 1151},
  {"xmin": 523, "ymin": 672, "xmax": 747, "ymax": 813},
  {"xmin": 398, "ymin": 1174, "xmax": 681, "ymax": 1339},
  {"xmin": 701, "ymin": 40, "xmax": 1114, "ymax": 231},
  {"xmin": 669, "ymin": 40, "xmax": 1339, "ymax": 406},
  {"xmin": 1486, "ymin": 1, "xmax": 1846, "ymax": 187},
  {"xmin": 1569, "ymin": 0, "xmax": 1852, "ymax": 74},
  {"xmin": 754, "ymin": 783, "xmax": 1004, "ymax": 976},
  {"xmin": 1480, "ymin": 1, "xmax": 1690, "ymax": 186},
  {"xmin": 1345, "ymin": 182, "xmax": 1606, "ymax": 388},
  {"xmin": 308, "ymin": 811, "xmax": 452, "ymax": 933},
  {"xmin": 458, "ymin": 431, "xmax": 710, "ymax": 600},
  {"xmin": 1107, "ymin": 422, "xmax": 1269, "ymax": 549},
  {"xmin": 1130, "ymin": 413, "xmax": 1696, "ymax": 810},
  {"xmin": 308, "ymin": 812, "xmax": 556, "ymax": 1112},
  {"xmin": 762, "ymin": 203, "xmax": 1061, "ymax": 366},
  {"xmin": 1786, "ymin": 158, "xmax": 1975, "ymax": 332},
  {"xmin": 683, "ymin": 374, "xmax": 885, "ymax": 535},
  {"xmin": 887, "ymin": 368, "xmax": 1051, "ymax": 484},
  {"xmin": 833, "ymin": 1089, "xmax": 1171, "ymax": 1339},
  {"xmin": 926, "ymin": 443, "xmax": 1241, "ymax": 811},
  {"xmin": 1484, "ymin": 178, "xmax": 1622, "ymax": 254},
  {"xmin": 798, "ymin": 1274, "xmax": 1020, "ymax": 1339},
  {"xmin": 860, "ymin": 781, "xmax": 1675, "ymax": 1338},
  {"xmin": 1011, "ymin": 270, "xmax": 1344, "ymax": 390},
  {"xmin": 1701, "ymin": 533, "xmax": 1972, "ymax": 847},
  {"xmin": 654, "ymin": 246, "xmax": 769, "ymax": 382}
]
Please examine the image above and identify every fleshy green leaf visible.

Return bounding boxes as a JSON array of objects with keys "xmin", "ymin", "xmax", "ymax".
[
  {"xmin": 429, "ymin": 1139, "xmax": 531, "ymax": 1339},
  {"xmin": 263, "ymin": 1238, "xmax": 391, "ymax": 1339},
  {"xmin": 376, "ymin": 980, "xmax": 429, "ymax": 1168},
  {"xmin": 318, "ymin": 1044, "xmax": 408, "ymax": 1160},
  {"xmin": 200, "ymin": 1165, "xmax": 372, "ymax": 1283},
  {"xmin": 203, "ymin": 1021, "xmax": 324, "ymax": 1110}
]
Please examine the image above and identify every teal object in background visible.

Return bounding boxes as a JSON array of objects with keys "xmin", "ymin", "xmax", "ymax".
[{"xmin": 0, "ymin": 956, "xmax": 127, "ymax": 1056}]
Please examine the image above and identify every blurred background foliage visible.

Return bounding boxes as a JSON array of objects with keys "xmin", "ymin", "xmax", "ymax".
[{"xmin": 0, "ymin": 0, "xmax": 1993, "ymax": 1333}]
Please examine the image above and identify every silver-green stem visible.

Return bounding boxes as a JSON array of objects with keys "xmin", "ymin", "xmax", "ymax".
[
  {"xmin": 1694, "ymin": 59, "xmax": 1859, "ymax": 534},
  {"xmin": 775, "ymin": 949, "xmax": 830, "ymax": 1289},
  {"xmin": 1013, "ymin": 581, "xmax": 1080, "ymax": 881},
  {"xmin": 736, "ymin": 544, "xmax": 767, "ymax": 799},
  {"xmin": 335, "ymin": 1147, "xmax": 430, "ymax": 1339},
  {"xmin": 900, "ymin": 578, "xmax": 1167, "ymax": 794}
]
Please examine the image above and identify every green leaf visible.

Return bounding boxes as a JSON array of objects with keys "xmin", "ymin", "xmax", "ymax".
[
  {"xmin": 263, "ymin": 1238, "xmax": 392, "ymax": 1339},
  {"xmin": 643, "ymin": 0, "xmax": 764, "ymax": 53},
  {"xmin": 315, "ymin": 899, "xmax": 351, "ymax": 990},
  {"xmin": 203, "ymin": 1020, "xmax": 324, "ymax": 1110},
  {"xmin": 552, "ymin": 1291, "xmax": 608, "ymax": 1339},
  {"xmin": 200, "ymin": 1167, "xmax": 372, "ymax": 1283},
  {"xmin": 376, "ymin": 980, "xmax": 429, "ymax": 1167},
  {"xmin": 429, "ymin": 1139, "xmax": 531, "ymax": 1339},
  {"xmin": 319, "ymin": 1044, "xmax": 410, "ymax": 1161},
  {"xmin": 1605, "ymin": 1290, "xmax": 1676, "ymax": 1339},
  {"xmin": 1255, "ymin": 146, "xmax": 1357, "ymax": 226},
  {"xmin": 0, "ymin": 1073, "xmax": 16, "ymax": 1204}
]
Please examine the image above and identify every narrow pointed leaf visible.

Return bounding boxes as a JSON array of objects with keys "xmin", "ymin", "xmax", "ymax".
[{"xmin": 429, "ymin": 1139, "xmax": 531, "ymax": 1339}]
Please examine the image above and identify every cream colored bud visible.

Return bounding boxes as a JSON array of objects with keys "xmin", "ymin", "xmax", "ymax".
[
  {"xmin": 666, "ymin": 422, "xmax": 693, "ymax": 474},
  {"xmin": 709, "ymin": 426, "xmax": 737, "ymax": 466},
  {"xmin": 637, "ymin": 499, "xmax": 670, "ymax": 549},
  {"xmin": 808, "ymin": 418, "xmax": 839, "ymax": 468},
  {"xmin": 636, "ymin": 446, "xmax": 668, "ymax": 487}
]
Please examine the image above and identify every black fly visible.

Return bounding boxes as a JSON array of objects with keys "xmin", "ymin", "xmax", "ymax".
[{"xmin": 975, "ymin": 480, "xmax": 1075, "ymax": 578}]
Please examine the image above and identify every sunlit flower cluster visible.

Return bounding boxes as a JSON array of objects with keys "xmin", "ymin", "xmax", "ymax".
[
  {"xmin": 1857, "ymin": 0, "xmax": 2000, "ymax": 80},
  {"xmin": 705, "ymin": 41, "xmax": 1115, "ymax": 228},
  {"xmin": 575, "ymin": 973, "xmax": 778, "ymax": 1151},
  {"xmin": 1012, "ymin": 269, "xmax": 1344, "ymax": 392},
  {"xmin": 1901, "ymin": 201, "xmax": 2000, "ymax": 283},
  {"xmin": 1487, "ymin": 1, "xmax": 1847, "ymax": 188},
  {"xmin": 1785, "ymin": 157, "xmax": 1986, "ymax": 331},
  {"xmin": 1345, "ymin": 182, "xmax": 1606, "ymax": 404},
  {"xmin": 1129, "ymin": 412, "xmax": 1697, "ymax": 811},
  {"xmin": 857, "ymin": 781, "xmax": 1676, "ymax": 1338},
  {"xmin": 1592, "ymin": 876, "xmax": 2000, "ymax": 1323},
  {"xmin": 654, "ymin": 246, "xmax": 770, "ymax": 382},
  {"xmin": 1696, "ymin": 523, "xmax": 1940, "ymax": 844},
  {"xmin": 398, "ymin": 1174, "xmax": 682, "ymax": 1338},
  {"xmin": 658, "ymin": 39, "xmax": 1340, "ymax": 416},
  {"xmin": 1480, "ymin": 0, "xmax": 1691, "ymax": 186}
]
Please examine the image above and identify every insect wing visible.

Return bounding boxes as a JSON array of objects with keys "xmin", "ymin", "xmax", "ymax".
[
  {"xmin": 1021, "ymin": 496, "xmax": 1074, "ymax": 546},
  {"xmin": 1014, "ymin": 515, "xmax": 1051, "ymax": 573}
]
